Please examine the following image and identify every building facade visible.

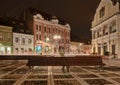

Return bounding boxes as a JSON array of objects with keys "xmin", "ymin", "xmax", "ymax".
[
  {"xmin": 70, "ymin": 42, "xmax": 84, "ymax": 54},
  {"xmin": 70, "ymin": 42, "xmax": 90, "ymax": 54},
  {"xmin": 24, "ymin": 8, "xmax": 71, "ymax": 55},
  {"xmin": 12, "ymin": 21, "xmax": 34, "ymax": 54},
  {"xmin": 0, "ymin": 25, "xmax": 13, "ymax": 54},
  {"xmin": 13, "ymin": 33, "xmax": 34, "ymax": 54},
  {"xmin": 91, "ymin": 0, "xmax": 120, "ymax": 59}
]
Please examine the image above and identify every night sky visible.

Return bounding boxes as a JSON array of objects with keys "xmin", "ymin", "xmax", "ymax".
[{"xmin": 0, "ymin": 0, "xmax": 101, "ymax": 44}]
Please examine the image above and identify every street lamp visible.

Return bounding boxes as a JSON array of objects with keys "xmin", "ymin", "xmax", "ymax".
[
  {"xmin": 53, "ymin": 35, "xmax": 61, "ymax": 54},
  {"xmin": 46, "ymin": 37, "xmax": 50, "ymax": 42},
  {"xmin": 53, "ymin": 35, "xmax": 61, "ymax": 40}
]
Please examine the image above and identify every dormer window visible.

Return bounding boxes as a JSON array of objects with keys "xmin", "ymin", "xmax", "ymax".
[{"xmin": 100, "ymin": 7, "xmax": 105, "ymax": 18}]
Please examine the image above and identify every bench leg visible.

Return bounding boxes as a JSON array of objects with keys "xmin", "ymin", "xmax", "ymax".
[
  {"xmin": 67, "ymin": 66, "xmax": 70, "ymax": 72},
  {"xmin": 28, "ymin": 66, "xmax": 33, "ymax": 72},
  {"xmin": 99, "ymin": 65, "xmax": 104, "ymax": 71},
  {"xmin": 62, "ymin": 66, "xmax": 65, "ymax": 73}
]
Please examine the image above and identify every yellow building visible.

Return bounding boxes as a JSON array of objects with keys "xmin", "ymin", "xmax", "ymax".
[{"xmin": 0, "ymin": 25, "xmax": 13, "ymax": 54}]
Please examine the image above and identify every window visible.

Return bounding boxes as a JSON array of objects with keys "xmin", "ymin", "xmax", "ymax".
[
  {"xmin": 97, "ymin": 32, "xmax": 99, "ymax": 38},
  {"xmin": 103, "ymin": 43, "xmax": 107, "ymax": 53},
  {"xmin": 62, "ymin": 39, "xmax": 64, "ymax": 43},
  {"xmin": 39, "ymin": 25, "xmax": 41, "ymax": 31},
  {"xmin": 15, "ymin": 37, "xmax": 19, "ymax": 43},
  {"xmin": 112, "ymin": 44, "xmax": 116, "ymax": 54},
  {"xmin": 8, "ymin": 37, "xmax": 11, "ymax": 41},
  {"xmin": 110, "ymin": 21, "xmax": 116, "ymax": 34},
  {"xmin": 58, "ymin": 30, "xmax": 60, "ymax": 34},
  {"xmin": 44, "ymin": 27, "xmax": 46, "ymax": 32},
  {"xmin": 97, "ymin": 30, "xmax": 102, "ymax": 38},
  {"xmin": 21, "ymin": 48, "xmax": 24, "ymax": 53},
  {"xmin": 8, "ymin": 34, "xmax": 11, "ymax": 41},
  {"xmin": 100, "ymin": 7, "xmax": 105, "ymax": 18},
  {"xmin": 28, "ymin": 39, "xmax": 32, "ymax": 44},
  {"xmin": 39, "ymin": 35, "xmax": 41, "ymax": 40},
  {"xmin": 103, "ymin": 25, "xmax": 108, "ymax": 36},
  {"xmin": 92, "ymin": 31, "xmax": 96, "ymax": 39},
  {"xmin": 36, "ymin": 25, "xmax": 38, "ymax": 31},
  {"xmin": 53, "ymin": 29, "xmax": 55, "ymax": 33},
  {"xmin": 44, "ymin": 36, "xmax": 46, "ymax": 42},
  {"xmin": 0, "ymin": 33, "xmax": 3, "ymax": 41},
  {"xmin": 22, "ymin": 38, "xmax": 25, "ymax": 44},
  {"xmin": 56, "ymin": 29, "xmax": 57, "ymax": 33},
  {"xmin": 36, "ymin": 34, "xmax": 38, "ymax": 40},
  {"xmin": 48, "ymin": 28, "xmax": 50, "ymax": 33},
  {"xmin": 15, "ymin": 48, "xmax": 18, "ymax": 53},
  {"xmin": 98, "ymin": 43, "xmax": 101, "ymax": 54}
]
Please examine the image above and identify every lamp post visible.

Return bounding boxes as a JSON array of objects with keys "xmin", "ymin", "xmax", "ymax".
[{"xmin": 53, "ymin": 35, "xmax": 61, "ymax": 54}]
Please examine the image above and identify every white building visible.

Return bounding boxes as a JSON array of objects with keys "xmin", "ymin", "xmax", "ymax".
[
  {"xmin": 12, "ymin": 22, "xmax": 34, "ymax": 54},
  {"xmin": 91, "ymin": 0, "xmax": 120, "ymax": 59},
  {"xmin": 13, "ymin": 33, "xmax": 34, "ymax": 54}
]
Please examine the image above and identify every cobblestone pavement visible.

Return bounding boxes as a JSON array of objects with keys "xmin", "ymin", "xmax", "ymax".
[{"xmin": 0, "ymin": 59, "xmax": 120, "ymax": 85}]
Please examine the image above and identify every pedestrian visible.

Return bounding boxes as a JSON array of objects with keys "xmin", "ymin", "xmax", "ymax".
[{"xmin": 59, "ymin": 48, "xmax": 70, "ymax": 73}]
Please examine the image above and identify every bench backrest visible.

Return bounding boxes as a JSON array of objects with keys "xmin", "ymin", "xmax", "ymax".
[
  {"xmin": 0, "ymin": 55, "xmax": 103, "ymax": 66},
  {"xmin": 27, "ymin": 56, "xmax": 103, "ymax": 66}
]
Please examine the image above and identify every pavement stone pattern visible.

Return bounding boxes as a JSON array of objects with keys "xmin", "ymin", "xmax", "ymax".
[{"xmin": 0, "ymin": 59, "xmax": 120, "ymax": 85}]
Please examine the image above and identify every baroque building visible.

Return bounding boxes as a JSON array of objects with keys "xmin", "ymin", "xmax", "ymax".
[
  {"xmin": 23, "ymin": 8, "xmax": 71, "ymax": 55},
  {"xmin": 91, "ymin": 0, "xmax": 120, "ymax": 59}
]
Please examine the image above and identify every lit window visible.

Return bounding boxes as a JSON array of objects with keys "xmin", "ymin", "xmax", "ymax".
[{"xmin": 0, "ymin": 36, "xmax": 3, "ymax": 41}]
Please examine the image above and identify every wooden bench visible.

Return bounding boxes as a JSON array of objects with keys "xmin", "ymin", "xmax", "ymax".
[
  {"xmin": 0, "ymin": 55, "xmax": 105, "ymax": 71},
  {"xmin": 26, "ymin": 55, "xmax": 105, "ymax": 71}
]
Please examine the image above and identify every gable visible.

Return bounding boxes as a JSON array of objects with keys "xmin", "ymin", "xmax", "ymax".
[{"xmin": 92, "ymin": 0, "xmax": 119, "ymax": 28}]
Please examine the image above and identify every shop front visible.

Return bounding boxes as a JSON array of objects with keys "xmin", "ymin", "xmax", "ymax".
[{"xmin": 35, "ymin": 45, "xmax": 42, "ymax": 54}]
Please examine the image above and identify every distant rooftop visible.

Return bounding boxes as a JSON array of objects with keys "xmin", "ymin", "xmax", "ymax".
[{"xmin": 0, "ymin": 17, "xmax": 32, "ymax": 35}]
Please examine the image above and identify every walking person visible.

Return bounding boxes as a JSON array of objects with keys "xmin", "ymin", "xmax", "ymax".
[{"xmin": 59, "ymin": 48, "xmax": 70, "ymax": 73}]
